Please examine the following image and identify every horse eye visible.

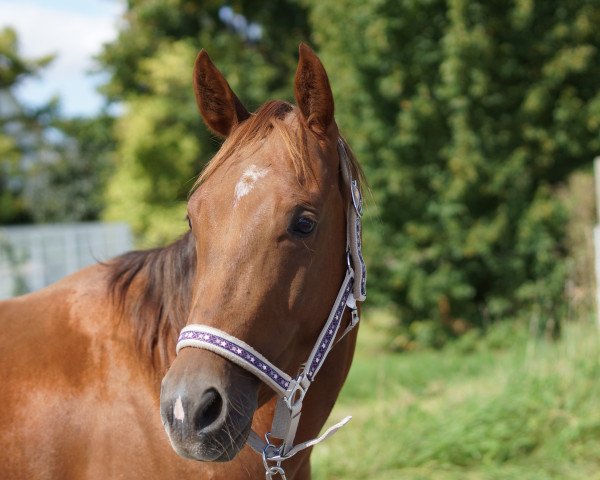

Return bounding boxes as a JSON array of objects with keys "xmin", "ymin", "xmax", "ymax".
[
  {"xmin": 291, "ymin": 216, "xmax": 316, "ymax": 237},
  {"xmin": 186, "ymin": 216, "xmax": 192, "ymax": 230}
]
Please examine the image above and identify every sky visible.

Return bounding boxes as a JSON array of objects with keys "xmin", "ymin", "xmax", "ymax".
[{"xmin": 0, "ymin": 0, "xmax": 124, "ymax": 117}]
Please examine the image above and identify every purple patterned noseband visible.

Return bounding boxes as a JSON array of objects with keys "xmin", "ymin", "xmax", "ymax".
[{"xmin": 176, "ymin": 139, "xmax": 366, "ymax": 479}]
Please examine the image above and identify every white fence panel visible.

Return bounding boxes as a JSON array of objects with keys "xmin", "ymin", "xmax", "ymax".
[{"xmin": 0, "ymin": 222, "xmax": 133, "ymax": 299}]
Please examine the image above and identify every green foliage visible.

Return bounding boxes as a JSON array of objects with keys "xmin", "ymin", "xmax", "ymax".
[
  {"xmin": 0, "ymin": 27, "xmax": 110, "ymax": 224},
  {"xmin": 0, "ymin": 27, "xmax": 54, "ymax": 224},
  {"xmin": 100, "ymin": 0, "xmax": 310, "ymax": 245},
  {"xmin": 0, "ymin": 27, "xmax": 53, "ymax": 89},
  {"xmin": 313, "ymin": 317, "xmax": 600, "ymax": 479},
  {"xmin": 99, "ymin": 1, "xmax": 598, "ymax": 328},
  {"xmin": 305, "ymin": 0, "xmax": 600, "ymax": 328},
  {"xmin": 23, "ymin": 115, "xmax": 115, "ymax": 222},
  {"xmin": 0, "ymin": 130, "xmax": 23, "ymax": 223}
]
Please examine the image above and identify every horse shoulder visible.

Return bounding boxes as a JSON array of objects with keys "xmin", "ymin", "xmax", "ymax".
[
  {"xmin": 0, "ymin": 265, "xmax": 152, "ymax": 478},
  {"xmin": 0, "ymin": 265, "xmax": 229, "ymax": 479}
]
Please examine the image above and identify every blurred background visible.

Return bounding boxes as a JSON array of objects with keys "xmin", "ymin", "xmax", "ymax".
[{"xmin": 1, "ymin": 0, "xmax": 600, "ymax": 478}]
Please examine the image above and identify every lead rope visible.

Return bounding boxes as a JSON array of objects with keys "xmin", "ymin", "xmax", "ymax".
[{"xmin": 176, "ymin": 139, "xmax": 366, "ymax": 479}]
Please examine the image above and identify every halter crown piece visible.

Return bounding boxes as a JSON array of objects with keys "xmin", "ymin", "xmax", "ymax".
[{"xmin": 176, "ymin": 139, "xmax": 366, "ymax": 480}]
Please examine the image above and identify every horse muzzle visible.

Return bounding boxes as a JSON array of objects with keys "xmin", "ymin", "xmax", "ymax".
[{"xmin": 160, "ymin": 349, "xmax": 258, "ymax": 462}]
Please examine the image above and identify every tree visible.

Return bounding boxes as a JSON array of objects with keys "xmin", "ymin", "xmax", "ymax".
[
  {"xmin": 0, "ymin": 27, "xmax": 53, "ymax": 223},
  {"xmin": 22, "ymin": 114, "xmax": 115, "ymax": 222},
  {"xmin": 0, "ymin": 27, "xmax": 111, "ymax": 224},
  {"xmin": 305, "ymin": 0, "xmax": 600, "ymax": 332}
]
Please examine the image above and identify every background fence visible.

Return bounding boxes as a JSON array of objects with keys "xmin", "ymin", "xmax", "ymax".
[{"xmin": 0, "ymin": 222, "xmax": 133, "ymax": 300}]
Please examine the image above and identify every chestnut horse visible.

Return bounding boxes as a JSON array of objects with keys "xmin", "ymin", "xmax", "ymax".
[{"xmin": 0, "ymin": 44, "xmax": 364, "ymax": 479}]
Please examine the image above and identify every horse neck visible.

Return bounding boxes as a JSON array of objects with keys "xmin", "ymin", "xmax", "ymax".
[{"xmin": 109, "ymin": 232, "xmax": 197, "ymax": 376}]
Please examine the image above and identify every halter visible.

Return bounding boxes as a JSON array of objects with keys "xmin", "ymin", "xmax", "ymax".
[{"xmin": 176, "ymin": 139, "xmax": 366, "ymax": 480}]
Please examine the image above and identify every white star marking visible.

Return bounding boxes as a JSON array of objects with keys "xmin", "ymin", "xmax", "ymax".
[{"xmin": 234, "ymin": 165, "xmax": 268, "ymax": 206}]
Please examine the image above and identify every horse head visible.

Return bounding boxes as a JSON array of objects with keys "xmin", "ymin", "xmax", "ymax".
[{"xmin": 160, "ymin": 44, "xmax": 363, "ymax": 466}]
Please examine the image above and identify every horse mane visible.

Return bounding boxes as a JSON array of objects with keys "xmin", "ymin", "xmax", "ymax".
[
  {"xmin": 107, "ymin": 232, "xmax": 196, "ymax": 373},
  {"xmin": 107, "ymin": 100, "xmax": 364, "ymax": 373}
]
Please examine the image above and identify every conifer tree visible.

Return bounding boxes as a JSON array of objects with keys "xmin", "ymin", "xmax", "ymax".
[{"xmin": 306, "ymin": 0, "xmax": 600, "ymax": 329}]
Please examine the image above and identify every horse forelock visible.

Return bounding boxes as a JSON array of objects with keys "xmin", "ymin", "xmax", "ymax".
[{"xmin": 191, "ymin": 100, "xmax": 360, "ymax": 195}]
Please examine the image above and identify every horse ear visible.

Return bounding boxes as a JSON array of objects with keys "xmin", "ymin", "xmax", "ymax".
[
  {"xmin": 294, "ymin": 43, "xmax": 334, "ymax": 134},
  {"xmin": 193, "ymin": 50, "xmax": 250, "ymax": 137}
]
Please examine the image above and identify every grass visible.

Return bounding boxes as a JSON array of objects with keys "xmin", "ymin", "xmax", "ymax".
[{"xmin": 312, "ymin": 312, "xmax": 600, "ymax": 479}]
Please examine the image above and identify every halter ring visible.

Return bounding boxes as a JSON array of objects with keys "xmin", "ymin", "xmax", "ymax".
[{"xmin": 284, "ymin": 380, "xmax": 307, "ymax": 411}]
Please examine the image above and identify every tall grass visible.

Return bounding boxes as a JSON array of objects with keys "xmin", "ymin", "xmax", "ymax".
[{"xmin": 312, "ymin": 314, "xmax": 600, "ymax": 479}]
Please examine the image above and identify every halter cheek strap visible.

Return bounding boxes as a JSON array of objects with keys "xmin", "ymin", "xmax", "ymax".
[{"xmin": 176, "ymin": 139, "xmax": 366, "ymax": 480}]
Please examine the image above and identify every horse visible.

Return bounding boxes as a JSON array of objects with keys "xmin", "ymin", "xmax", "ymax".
[{"xmin": 0, "ymin": 43, "xmax": 365, "ymax": 480}]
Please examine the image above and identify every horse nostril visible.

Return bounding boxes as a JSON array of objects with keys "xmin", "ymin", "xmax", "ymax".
[{"xmin": 193, "ymin": 388, "xmax": 224, "ymax": 432}]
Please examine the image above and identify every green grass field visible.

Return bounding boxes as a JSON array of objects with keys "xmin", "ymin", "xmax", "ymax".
[{"xmin": 312, "ymin": 313, "xmax": 600, "ymax": 479}]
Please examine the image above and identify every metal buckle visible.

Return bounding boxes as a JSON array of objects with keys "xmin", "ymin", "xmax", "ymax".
[
  {"xmin": 350, "ymin": 306, "xmax": 360, "ymax": 327},
  {"xmin": 350, "ymin": 179, "xmax": 363, "ymax": 217},
  {"xmin": 284, "ymin": 378, "xmax": 307, "ymax": 411}
]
